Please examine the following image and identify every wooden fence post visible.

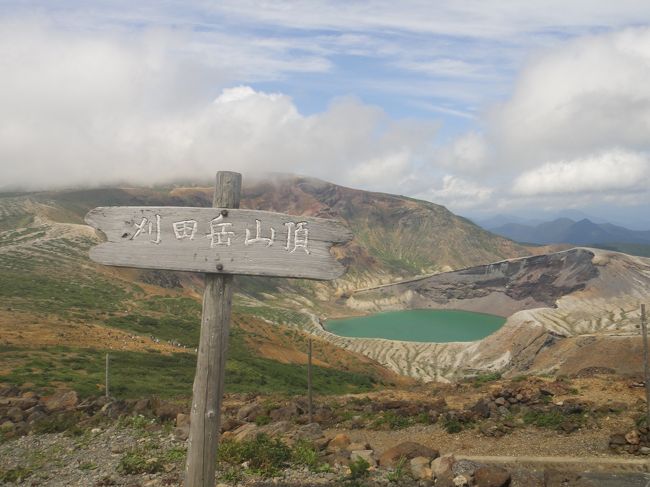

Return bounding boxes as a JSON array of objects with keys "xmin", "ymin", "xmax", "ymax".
[
  {"xmin": 641, "ymin": 303, "xmax": 650, "ymax": 427},
  {"xmin": 308, "ymin": 338, "xmax": 313, "ymax": 424},
  {"xmin": 185, "ymin": 171, "xmax": 241, "ymax": 487},
  {"xmin": 105, "ymin": 353, "xmax": 110, "ymax": 398}
]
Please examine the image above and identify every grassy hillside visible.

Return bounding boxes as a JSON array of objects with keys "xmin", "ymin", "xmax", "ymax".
[{"xmin": 0, "ymin": 175, "xmax": 527, "ymax": 398}]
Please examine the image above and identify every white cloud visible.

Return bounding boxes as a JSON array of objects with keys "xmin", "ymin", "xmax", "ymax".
[
  {"xmin": 0, "ymin": 20, "xmax": 438, "ymax": 191},
  {"xmin": 415, "ymin": 175, "xmax": 493, "ymax": 209},
  {"xmin": 490, "ymin": 27, "xmax": 650, "ymax": 165},
  {"xmin": 512, "ymin": 150, "xmax": 650, "ymax": 196},
  {"xmin": 438, "ymin": 132, "xmax": 488, "ymax": 172}
]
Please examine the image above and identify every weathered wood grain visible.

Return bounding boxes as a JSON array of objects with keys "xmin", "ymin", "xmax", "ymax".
[
  {"xmin": 85, "ymin": 206, "xmax": 352, "ymax": 280},
  {"xmin": 185, "ymin": 171, "xmax": 240, "ymax": 487}
]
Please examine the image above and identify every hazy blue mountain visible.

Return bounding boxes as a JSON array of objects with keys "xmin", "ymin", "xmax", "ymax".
[
  {"xmin": 490, "ymin": 218, "xmax": 650, "ymax": 245},
  {"xmin": 473, "ymin": 214, "xmax": 543, "ymax": 229}
]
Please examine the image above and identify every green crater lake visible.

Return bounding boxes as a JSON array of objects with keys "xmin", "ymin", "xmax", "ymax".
[{"xmin": 325, "ymin": 309, "xmax": 506, "ymax": 343}]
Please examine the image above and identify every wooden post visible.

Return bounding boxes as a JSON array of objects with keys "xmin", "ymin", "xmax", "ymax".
[
  {"xmin": 307, "ymin": 338, "xmax": 313, "ymax": 424},
  {"xmin": 185, "ymin": 171, "xmax": 241, "ymax": 487},
  {"xmin": 105, "ymin": 353, "xmax": 110, "ymax": 398},
  {"xmin": 642, "ymin": 303, "xmax": 650, "ymax": 427}
]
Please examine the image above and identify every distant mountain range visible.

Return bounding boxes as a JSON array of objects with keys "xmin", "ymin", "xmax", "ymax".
[{"xmin": 485, "ymin": 217, "xmax": 650, "ymax": 246}]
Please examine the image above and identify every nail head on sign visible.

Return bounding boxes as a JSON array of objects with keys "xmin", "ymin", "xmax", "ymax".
[
  {"xmin": 220, "ymin": 209, "xmax": 228, "ymax": 217},
  {"xmin": 216, "ymin": 264, "xmax": 223, "ymax": 271}
]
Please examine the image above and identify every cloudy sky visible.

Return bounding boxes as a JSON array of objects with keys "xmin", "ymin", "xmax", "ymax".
[{"xmin": 1, "ymin": 1, "xmax": 650, "ymax": 227}]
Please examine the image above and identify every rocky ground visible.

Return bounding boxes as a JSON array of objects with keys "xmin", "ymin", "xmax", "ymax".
[{"xmin": 1, "ymin": 372, "xmax": 649, "ymax": 486}]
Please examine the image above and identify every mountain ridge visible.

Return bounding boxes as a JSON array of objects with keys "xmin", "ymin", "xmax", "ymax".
[{"xmin": 489, "ymin": 217, "xmax": 650, "ymax": 246}]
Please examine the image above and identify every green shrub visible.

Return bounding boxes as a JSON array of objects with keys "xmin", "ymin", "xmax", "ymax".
[
  {"xmin": 291, "ymin": 440, "xmax": 320, "ymax": 470},
  {"xmin": 117, "ymin": 449, "xmax": 163, "ymax": 475},
  {"xmin": 32, "ymin": 412, "xmax": 84, "ymax": 436},
  {"xmin": 472, "ymin": 372, "xmax": 502, "ymax": 387},
  {"xmin": 371, "ymin": 411, "xmax": 411, "ymax": 430},
  {"xmin": 441, "ymin": 416, "xmax": 462, "ymax": 434},
  {"xmin": 217, "ymin": 433, "xmax": 291, "ymax": 477},
  {"xmin": 217, "ymin": 465, "xmax": 244, "ymax": 484},
  {"xmin": 386, "ymin": 457, "xmax": 409, "ymax": 483},
  {"xmin": 523, "ymin": 410, "xmax": 565, "ymax": 429},
  {"xmin": 254, "ymin": 414, "xmax": 271, "ymax": 426},
  {"xmin": 349, "ymin": 456, "xmax": 370, "ymax": 479},
  {"xmin": 0, "ymin": 467, "xmax": 33, "ymax": 483}
]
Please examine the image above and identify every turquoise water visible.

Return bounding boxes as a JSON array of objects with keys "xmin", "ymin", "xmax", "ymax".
[{"xmin": 325, "ymin": 309, "xmax": 505, "ymax": 343}]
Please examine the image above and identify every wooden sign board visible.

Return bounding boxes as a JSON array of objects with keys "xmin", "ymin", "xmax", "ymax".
[
  {"xmin": 85, "ymin": 206, "xmax": 352, "ymax": 280},
  {"xmin": 84, "ymin": 172, "xmax": 352, "ymax": 487}
]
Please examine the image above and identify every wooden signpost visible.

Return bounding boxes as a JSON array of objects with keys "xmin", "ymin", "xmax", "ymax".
[{"xmin": 85, "ymin": 171, "xmax": 352, "ymax": 487}]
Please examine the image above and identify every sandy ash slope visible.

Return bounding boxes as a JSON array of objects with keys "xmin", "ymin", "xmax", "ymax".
[{"xmin": 311, "ymin": 248, "xmax": 650, "ymax": 381}]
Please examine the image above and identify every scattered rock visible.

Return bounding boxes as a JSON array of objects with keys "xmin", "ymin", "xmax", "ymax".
[
  {"xmin": 237, "ymin": 402, "xmax": 262, "ymax": 422},
  {"xmin": 327, "ymin": 433, "xmax": 351, "ymax": 452},
  {"xmin": 219, "ymin": 416, "xmax": 241, "ymax": 433},
  {"xmin": 474, "ymin": 465, "xmax": 511, "ymax": 487},
  {"xmin": 292, "ymin": 422, "xmax": 323, "ymax": 441},
  {"xmin": 42, "ymin": 390, "xmax": 78, "ymax": 412},
  {"xmin": 348, "ymin": 441, "xmax": 370, "ymax": 451},
  {"xmin": 175, "ymin": 413, "xmax": 190, "ymax": 428},
  {"xmin": 431, "ymin": 454, "xmax": 455, "ymax": 478},
  {"xmin": 379, "ymin": 441, "xmax": 439, "ymax": 467},
  {"xmin": 261, "ymin": 420, "xmax": 292, "ymax": 437},
  {"xmin": 452, "ymin": 459, "xmax": 479, "ymax": 478},
  {"xmin": 410, "ymin": 456, "xmax": 432, "ymax": 480},
  {"xmin": 270, "ymin": 404, "xmax": 297, "ymax": 422},
  {"xmin": 625, "ymin": 429, "xmax": 640, "ymax": 445},
  {"xmin": 152, "ymin": 400, "xmax": 181, "ymax": 422},
  {"xmin": 609, "ymin": 433, "xmax": 627, "ymax": 447},
  {"xmin": 230, "ymin": 422, "xmax": 259, "ymax": 442}
]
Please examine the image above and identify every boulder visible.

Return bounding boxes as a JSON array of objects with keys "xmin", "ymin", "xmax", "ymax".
[
  {"xmin": 325, "ymin": 450, "xmax": 351, "ymax": 467},
  {"xmin": 453, "ymin": 474, "xmax": 470, "ymax": 486},
  {"xmin": 176, "ymin": 413, "xmax": 190, "ymax": 428},
  {"xmin": 410, "ymin": 456, "xmax": 432, "ymax": 480},
  {"xmin": 379, "ymin": 441, "xmax": 439, "ymax": 467},
  {"xmin": 100, "ymin": 400, "xmax": 129, "ymax": 419},
  {"xmin": 625, "ymin": 430, "xmax": 640, "ymax": 445},
  {"xmin": 14, "ymin": 397, "xmax": 38, "ymax": 411},
  {"xmin": 471, "ymin": 399, "xmax": 491, "ymax": 419},
  {"xmin": 270, "ymin": 405, "xmax": 297, "ymax": 422},
  {"xmin": 152, "ymin": 400, "xmax": 181, "ymax": 422},
  {"xmin": 237, "ymin": 402, "xmax": 262, "ymax": 422},
  {"xmin": 327, "ymin": 433, "xmax": 351, "ymax": 452},
  {"xmin": 432, "ymin": 454, "xmax": 455, "ymax": 478},
  {"xmin": 293, "ymin": 422, "xmax": 323, "ymax": 441},
  {"xmin": 231, "ymin": 423, "xmax": 259, "ymax": 442},
  {"xmin": 474, "ymin": 465, "xmax": 511, "ymax": 487},
  {"xmin": 260, "ymin": 420, "xmax": 291, "ymax": 437},
  {"xmin": 452, "ymin": 459, "xmax": 479, "ymax": 478},
  {"xmin": 42, "ymin": 390, "xmax": 78, "ymax": 412},
  {"xmin": 220, "ymin": 417, "xmax": 242, "ymax": 433},
  {"xmin": 6, "ymin": 406, "xmax": 23, "ymax": 422},
  {"xmin": 133, "ymin": 398, "xmax": 151, "ymax": 414},
  {"xmin": 26, "ymin": 410, "xmax": 46, "ymax": 426},
  {"xmin": 609, "ymin": 433, "xmax": 627, "ymax": 447}
]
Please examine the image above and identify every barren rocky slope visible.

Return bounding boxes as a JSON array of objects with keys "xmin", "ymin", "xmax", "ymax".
[{"xmin": 312, "ymin": 248, "xmax": 650, "ymax": 381}]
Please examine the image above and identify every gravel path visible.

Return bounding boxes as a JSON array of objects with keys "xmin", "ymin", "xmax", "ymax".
[{"xmin": 326, "ymin": 415, "xmax": 635, "ymax": 458}]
